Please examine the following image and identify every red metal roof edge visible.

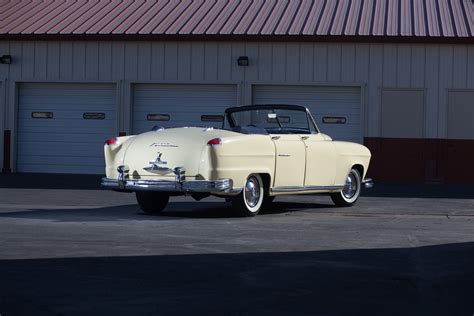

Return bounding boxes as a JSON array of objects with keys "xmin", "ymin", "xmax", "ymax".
[{"xmin": 0, "ymin": 33, "xmax": 472, "ymax": 44}]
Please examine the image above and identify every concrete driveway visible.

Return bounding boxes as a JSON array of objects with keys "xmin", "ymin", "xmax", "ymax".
[{"xmin": 0, "ymin": 174, "xmax": 473, "ymax": 315}]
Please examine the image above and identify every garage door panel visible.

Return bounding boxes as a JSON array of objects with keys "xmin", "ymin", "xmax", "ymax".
[
  {"xmin": 133, "ymin": 105, "xmax": 228, "ymax": 112},
  {"xmin": 17, "ymin": 155, "xmax": 104, "ymax": 166},
  {"xmin": 18, "ymin": 143, "xmax": 105, "ymax": 157},
  {"xmin": 17, "ymin": 119, "xmax": 116, "ymax": 128},
  {"xmin": 18, "ymin": 115, "xmax": 116, "ymax": 124},
  {"xmin": 18, "ymin": 164, "xmax": 104, "ymax": 174},
  {"xmin": 20, "ymin": 98, "xmax": 115, "ymax": 107},
  {"xmin": 18, "ymin": 83, "xmax": 116, "ymax": 174},
  {"xmin": 253, "ymin": 85, "xmax": 361, "ymax": 143},
  {"xmin": 19, "ymin": 120, "xmax": 116, "ymax": 129},
  {"xmin": 18, "ymin": 132, "xmax": 112, "ymax": 143},
  {"xmin": 19, "ymin": 127, "xmax": 114, "ymax": 136},
  {"xmin": 19, "ymin": 106, "xmax": 117, "ymax": 114},
  {"xmin": 133, "ymin": 84, "xmax": 237, "ymax": 134},
  {"xmin": 21, "ymin": 84, "xmax": 114, "ymax": 94}
]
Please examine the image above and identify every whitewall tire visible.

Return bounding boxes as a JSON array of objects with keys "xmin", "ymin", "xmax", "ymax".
[
  {"xmin": 331, "ymin": 168, "xmax": 362, "ymax": 207},
  {"xmin": 232, "ymin": 174, "xmax": 264, "ymax": 216}
]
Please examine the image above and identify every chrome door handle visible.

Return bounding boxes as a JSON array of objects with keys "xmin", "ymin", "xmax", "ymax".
[
  {"xmin": 301, "ymin": 136, "xmax": 309, "ymax": 140},
  {"xmin": 271, "ymin": 136, "xmax": 280, "ymax": 140}
]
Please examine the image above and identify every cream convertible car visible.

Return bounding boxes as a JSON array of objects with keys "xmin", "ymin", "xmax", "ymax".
[{"xmin": 102, "ymin": 104, "xmax": 373, "ymax": 216}]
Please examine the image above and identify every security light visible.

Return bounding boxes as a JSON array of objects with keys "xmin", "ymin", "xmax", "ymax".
[
  {"xmin": 0, "ymin": 55, "xmax": 12, "ymax": 64},
  {"xmin": 237, "ymin": 56, "xmax": 249, "ymax": 66}
]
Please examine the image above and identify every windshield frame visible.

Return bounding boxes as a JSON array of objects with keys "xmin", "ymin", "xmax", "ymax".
[{"xmin": 224, "ymin": 104, "xmax": 320, "ymax": 134}]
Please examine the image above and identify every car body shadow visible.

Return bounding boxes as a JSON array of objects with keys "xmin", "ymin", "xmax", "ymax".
[{"xmin": 0, "ymin": 200, "xmax": 335, "ymax": 222}]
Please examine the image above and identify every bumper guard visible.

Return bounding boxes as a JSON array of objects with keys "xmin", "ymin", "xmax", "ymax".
[{"xmin": 362, "ymin": 178, "xmax": 374, "ymax": 189}]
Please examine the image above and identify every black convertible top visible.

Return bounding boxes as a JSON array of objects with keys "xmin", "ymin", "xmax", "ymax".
[{"xmin": 224, "ymin": 104, "xmax": 308, "ymax": 114}]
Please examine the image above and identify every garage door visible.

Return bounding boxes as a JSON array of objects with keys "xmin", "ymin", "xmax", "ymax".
[
  {"xmin": 133, "ymin": 84, "xmax": 238, "ymax": 134},
  {"xmin": 253, "ymin": 85, "xmax": 361, "ymax": 143},
  {"xmin": 17, "ymin": 83, "xmax": 116, "ymax": 174}
]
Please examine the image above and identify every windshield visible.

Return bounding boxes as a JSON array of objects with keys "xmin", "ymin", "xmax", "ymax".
[{"xmin": 227, "ymin": 107, "xmax": 316, "ymax": 134}]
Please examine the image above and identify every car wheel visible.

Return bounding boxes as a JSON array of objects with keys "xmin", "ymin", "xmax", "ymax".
[
  {"xmin": 136, "ymin": 191, "xmax": 170, "ymax": 214},
  {"xmin": 331, "ymin": 168, "xmax": 361, "ymax": 207},
  {"xmin": 232, "ymin": 174, "xmax": 264, "ymax": 216}
]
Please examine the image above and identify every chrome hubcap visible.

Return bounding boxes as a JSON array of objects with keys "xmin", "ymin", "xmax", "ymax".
[
  {"xmin": 244, "ymin": 177, "xmax": 260, "ymax": 208},
  {"xmin": 342, "ymin": 172, "xmax": 358, "ymax": 199}
]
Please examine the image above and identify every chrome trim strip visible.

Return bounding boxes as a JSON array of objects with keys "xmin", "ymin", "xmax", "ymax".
[
  {"xmin": 101, "ymin": 177, "xmax": 233, "ymax": 193},
  {"xmin": 271, "ymin": 185, "xmax": 343, "ymax": 193}
]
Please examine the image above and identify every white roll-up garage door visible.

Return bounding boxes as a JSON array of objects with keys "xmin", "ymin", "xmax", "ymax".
[
  {"xmin": 132, "ymin": 84, "xmax": 238, "ymax": 134},
  {"xmin": 253, "ymin": 85, "xmax": 361, "ymax": 143},
  {"xmin": 17, "ymin": 83, "xmax": 116, "ymax": 174}
]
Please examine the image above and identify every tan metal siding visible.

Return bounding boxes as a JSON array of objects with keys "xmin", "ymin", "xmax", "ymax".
[
  {"xmin": 368, "ymin": 44, "xmax": 384, "ymax": 136},
  {"xmin": 411, "ymin": 45, "xmax": 425, "ymax": 88},
  {"xmin": 425, "ymin": 45, "xmax": 440, "ymax": 138},
  {"xmin": 469, "ymin": 46, "xmax": 474, "ymax": 87},
  {"xmin": 447, "ymin": 90, "xmax": 474, "ymax": 139},
  {"xmin": 0, "ymin": 40, "xmax": 473, "ymax": 142},
  {"xmin": 381, "ymin": 89, "xmax": 425, "ymax": 138},
  {"xmin": 438, "ymin": 45, "xmax": 454, "ymax": 139}
]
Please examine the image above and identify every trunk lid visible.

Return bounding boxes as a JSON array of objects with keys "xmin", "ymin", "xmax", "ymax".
[{"xmin": 123, "ymin": 127, "xmax": 237, "ymax": 179}]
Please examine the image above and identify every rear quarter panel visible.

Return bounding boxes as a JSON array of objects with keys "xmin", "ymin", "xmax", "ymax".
[{"xmin": 204, "ymin": 135, "xmax": 275, "ymax": 190}]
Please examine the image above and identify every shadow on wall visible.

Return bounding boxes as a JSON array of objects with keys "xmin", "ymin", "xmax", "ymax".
[
  {"xmin": 0, "ymin": 173, "xmax": 473, "ymax": 199},
  {"xmin": 0, "ymin": 242, "xmax": 473, "ymax": 316}
]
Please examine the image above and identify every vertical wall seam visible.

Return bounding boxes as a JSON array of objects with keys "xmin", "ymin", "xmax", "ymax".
[
  {"xmin": 284, "ymin": 43, "xmax": 287, "ymax": 81},
  {"xmin": 409, "ymin": 44, "xmax": 412, "ymax": 88},
  {"xmin": 270, "ymin": 42, "xmax": 273, "ymax": 80},
  {"xmin": 325, "ymin": 44, "xmax": 328, "ymax": 82},
  {"xmin": 19, "ymin": 41, "xmax": 22, "ymax": 79},
  {"xmin": 422, "ymin": 44, "xmax": 426, "ymax": 87},
  {"xmin": 33, "ymin": 41, "xmax": 36, "ymax": 79},
  {"xmin": 230, "ymin": 42, "xmax": 233, "ymax": 80},
  {"xmin": 338, "ymin": 43, "xmax": 342, "ymax": 82},
  {"xmin": 451, "ymin": 45, "xmax": 454, "ymax": 89},
  {"xmin": 203, "ymin": 42, "xmax": 207, "ymax": 81},
  {"xmin": 394, "ymin": 44, "xmax": 398, "ymax": 86},
  {"xmin": 58, "ymin": 41, "xmax": 61, "ymax": 80},
  {"xmin": 436, "ymin": 44, "xmax": 440, "ymax": 138},
  {"xmin": 217, "ymin": 43, "xmax": 221, "ymax": 81},
  {"xmin": 465, "ymin": 45, "xmax": 469, "ymax": 88}
]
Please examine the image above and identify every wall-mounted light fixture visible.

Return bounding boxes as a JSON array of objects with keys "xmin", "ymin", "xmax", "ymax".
[
  {"xmin": 237, "ymin": 56, "xmax": 249, "ymax": 66},
  {"xmin": 0, "ymin": 55, "xmax": 12, "ymax": 64}
]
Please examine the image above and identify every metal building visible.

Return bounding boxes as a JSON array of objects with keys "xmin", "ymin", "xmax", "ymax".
[{"xmin": 0, "ymin": 0, "xmax": 473, "ymax": 183}]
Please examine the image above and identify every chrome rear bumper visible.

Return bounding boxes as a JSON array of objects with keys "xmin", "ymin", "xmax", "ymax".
[{"xmin": 101, "ymin": 177, "xmax": 233, "ymax": 193}]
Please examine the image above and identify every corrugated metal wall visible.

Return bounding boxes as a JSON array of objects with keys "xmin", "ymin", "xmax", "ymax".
[{"xmin": 0, "ymin": 40, "xmax": 473, "ymax": 170}]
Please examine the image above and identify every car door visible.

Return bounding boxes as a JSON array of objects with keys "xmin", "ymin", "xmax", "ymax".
[
  {"xmin": 271, "ymin": 134, "xmax": 306, "ymax": 188},
  {"xmin": 302, "ymin": 133, "xmax": 337, "ymax": 186}
]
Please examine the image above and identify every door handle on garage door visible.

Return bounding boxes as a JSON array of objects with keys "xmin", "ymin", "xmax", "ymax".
[
  {"xmin": 301, "ymin": 136, "xmax": 309, "ymax": 140},
  {"xmin": 271, "ymin": 136, "xmax": 280, "ymax": 140}
]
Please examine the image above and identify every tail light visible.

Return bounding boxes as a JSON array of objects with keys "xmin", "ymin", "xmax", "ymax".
[
  {"xmin": 207, "ymin": 138, "xmax": 222, "ymax": 146},
  {"xmin": 105, "ymin": 137, "xmax": 118, "ymax": 145}
]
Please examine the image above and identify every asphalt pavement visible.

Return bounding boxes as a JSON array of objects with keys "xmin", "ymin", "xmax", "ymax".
[{"xmin": 0, "ymin": 174, "xmax": 473, "ymax": 315}]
